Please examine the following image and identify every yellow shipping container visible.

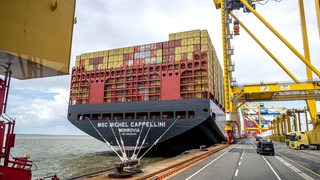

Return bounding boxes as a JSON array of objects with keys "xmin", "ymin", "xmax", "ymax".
[
  {"xmin": 187, "ymin": 31, "xmax": 194, "ymax": 38},
  {"xmin": 201, "ymin": 37, "xmax": 208, "ymax": 45},
  {"xmin": 175, "ymin": 47, "xmax": 182, "ymax": 54},
  {"xmin": 188, "ymin": 45, "xmax": 194, "ymax": 52},
  {"xmin": 202, "ymin": 44, "xmax": 208, "ymax": 51},
  {"xmin": 195, "ymin": 84, "xmax": 201, "ymax": 91},
  {"xmin": 156, "ymin": 49, "xmax": 162, "ymax": 55},
  {"xmin": 114, "ymin": 55, "xmax": 120, "ymax": 61},
  {"xmin": 103, "ymin": 50, "xmax": 109, "ymax": 56},
  {"xmin": 181, "ymin": 32, "xmax": 188, "ymax": 39},
  {"xmin": 194, "ymin": 30, "xmax": 201, "ymax": 37},
  {"xmin": 201, "ymin": 30, "xmax": 208, "ymax": 37},
  {"xmin": 123, "ymin": 47, "xmax": 128, "ymax": 54},
  {"xmin": 98, "ymin": 51, "xmax": 104, "ymax": 57},
  {"xmin": 106, "ymin": 63, "xmax": 111, "ymax": 69},
  {"xmin": 84, "ymin": 65, "xmax": 89, "ymax": 71},
  {"xmin": 187, "ymin": 38, "xmax": 194, "ymax": 45},
  {"xmin": 98, "ymin": 64, "xmax": 104, "ymax": 70},
  {"xmin": 187, "ymin": 52, "xmax": 193, "ymax": 60},
  {"xmin": 195, "ymin": 93, "xmax": 202, "ymax": 98},
  {"xmin": 84, "ymin": 59, "xmax": 89, "ymax": 66},
  {"xmin": 88, "ymin": 53, "xmax": 94, "ymax": 59},
  {"xmin": 84, "ymin": 53, "xmax": 91, "ymax": 59},
  {"xmin": 118, "ymin": 48, "xmax": 124, "ymax": 55},
  {"xmin": 181, "ymin": 39, "xmax": 188, "ymax": 46},
  {"xmin": 175, "ymin": 54, "xmax": 181, "ymax": 62},
  {"xmin": 181, "ymin": 46, "xmax": 188, "ymax": 53},
  {"xmin": 187, "ymin": 85, "xmax": 194, "ymax": 90},
  {"xmin": 194, "ymin": 37, "xmax": 200, "ymax": 44},
  {"xmin": 128, "ymin": 46, "xmax": 134, "ymax": 53},
  {"xmin": 103, "ymin": 56, "xmax": 109, "ymax": 64},
  {"xmin": 76, "ymin": 61, "xmax": 80, "ymax": 67},
  {"xmin": 109, "ymin": 56, "xmax": 115, "ymax": 62},
  {"xmin": 109, "ymin": 50, "xmax": 114, "ymax": 56},
  {"xmin": 169, "ymin": 33, "xmax": 175, "ymax": 40},
  {"xmin": 175, "ymin": 33, "xmax": 182, "ymax": 40}
]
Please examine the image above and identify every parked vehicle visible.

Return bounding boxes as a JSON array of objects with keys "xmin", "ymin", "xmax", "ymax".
[
  {"xmin": 289, "ymin": 131, "xmax": 320, "ymax": 150},
  {"xmin": 285, "ymin": 132, "xmax": 293, "ymax": 146},
  {"xmin": 257, "ymin": 140, "xmax": 275, "ymax": 155}
]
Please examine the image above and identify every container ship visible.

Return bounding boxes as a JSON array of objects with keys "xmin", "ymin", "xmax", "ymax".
[{"xmin": 67, "ymin": 29, "xmax": 227, "ymax": 156}]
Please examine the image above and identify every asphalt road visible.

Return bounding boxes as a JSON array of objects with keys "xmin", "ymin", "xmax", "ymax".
[{"xmin": 169, "ymin": 139, "xmax": 320, "ymax": 180}]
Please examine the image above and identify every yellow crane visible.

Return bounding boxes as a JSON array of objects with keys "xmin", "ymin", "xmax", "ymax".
[{"xmin": 213, "ymin": 0, "xmax": 320, "ymax": 142}]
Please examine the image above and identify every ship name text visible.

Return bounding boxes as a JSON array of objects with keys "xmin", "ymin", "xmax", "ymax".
[{"xmin": 97, "ymin": 121, "xmax": 166, "ymax": 128}]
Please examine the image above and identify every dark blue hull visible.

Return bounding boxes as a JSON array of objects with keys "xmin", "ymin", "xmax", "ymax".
[{"xmin": 67, "ymin": 98, "xmax": 227, "ymax": 156}]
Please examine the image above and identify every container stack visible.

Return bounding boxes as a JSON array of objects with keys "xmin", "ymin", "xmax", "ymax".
[{"xmin": 70, "ymin": 29, "xmax": 224, "ymax": 109}]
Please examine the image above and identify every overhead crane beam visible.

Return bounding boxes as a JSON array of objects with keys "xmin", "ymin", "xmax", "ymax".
[
  {"xmin": 233, "ymin": 82, "xmax": 320, "ymax": 94},
  {"xmin": 233, "ymin": 82, "xmax": 320, "ymax": 102}
]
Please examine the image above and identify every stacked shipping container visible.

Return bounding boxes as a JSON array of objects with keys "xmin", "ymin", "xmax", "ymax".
[{"xmin": 70, "ymin": 29, "xmax": 224, "ymax": 109}]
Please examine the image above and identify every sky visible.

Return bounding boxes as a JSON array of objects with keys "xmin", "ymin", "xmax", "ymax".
[{"xmin": 4, "ymin": 0, "xmax": 320, "ymax": 135}]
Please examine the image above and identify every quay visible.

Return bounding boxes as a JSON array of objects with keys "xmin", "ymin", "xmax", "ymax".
[{"xmin": 74, "ymin": 139, "xmax": 320, "ymax": 180}]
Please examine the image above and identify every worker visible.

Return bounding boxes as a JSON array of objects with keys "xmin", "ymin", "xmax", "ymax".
[{"xmin": 233, "ymin": 20, "xmax": 240, "ymax": 36}]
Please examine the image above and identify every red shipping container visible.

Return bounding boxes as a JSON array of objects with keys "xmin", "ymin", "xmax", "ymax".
[
  {"xmin": 168, "ymin": 40, "xmax": 175, "ymax": 48},
  {"xmin": 151, "ymin": 50, "xmax": 157, "ymax": 57},
  {"xmin": 174, "ymin": 40, "xmax": 181, "ymax": 46},
  {"xmin": 156, "ymin": 42, "xmax": 163, "ymax": 49},
  {"xmin": 124, "ymin": 54, "xmax": 129, "ymax": 61},
  {"xmin": 181, "ymin": 53, "xmax": 188, "ymax": 60},
  {"xmin": 139, "ymin": 58, "xmax": 145, "ymax": 65},
  {"xmin": 163, "ymin": 41, "xmax": 169, "ymax": 48},
  {"xmin": 163, "ymin": 48, "xmax": 169, "ymax": 56},
  {"xmin": 194, "ymin": 44, "xmax": 201, "ymax": 51},
  {"xmin": 163, "ymin": 55, "xmax": 169, "ymax": 62},
  {"xmin": 134, "ymin": 59, "xmax": 139, "ymax": 66},
  {"xmin": 128, "ymin": 53, "xmax": 134, "ymax": 59},
  {"xmin": 169, "ymin": 48, "xmax": 175, "ymax": 55},
  {"xmin": 80, "ymin": 59, "xmax": 85, "ymax": 66},
  {"xmin": 169, "ymin": 55, "xmax": 175, "ymax": 62},
  {"xmin": 124, "ymin": 60, "xmax": 129, "ymax": 67},
  {"xmin": 134, "ymin": 46, "xmax": 140, "ymax": 52},
  {"xmin": 93, "ymin": 64, "xmax": 98, "ymax": 71}
]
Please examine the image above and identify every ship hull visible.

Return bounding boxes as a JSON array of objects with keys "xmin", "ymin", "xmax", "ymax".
[{"xmin": 67, "ymin": 98, "xmax": 226, "ymax": 156}]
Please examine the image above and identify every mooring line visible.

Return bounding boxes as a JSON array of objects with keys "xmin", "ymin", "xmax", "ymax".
[
  {"xmin": 107, "ymin": 117, "xmax": 127, "ymax": 161},
  {"xmin": 138, "ymin": 116, "xmax": 180, "ymax": 160},
  {"xmin": 131, "ymin": 116, "xmax": 149, "ymax": 160},
  {"xmin": 87, "ymin": 119, "xmax": 122, "ymax": 160}
]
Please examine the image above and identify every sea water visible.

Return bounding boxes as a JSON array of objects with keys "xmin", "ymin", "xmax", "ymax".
[{"xmin": 11, "ymin": 135, "xmax": 163, "ymax": 179}]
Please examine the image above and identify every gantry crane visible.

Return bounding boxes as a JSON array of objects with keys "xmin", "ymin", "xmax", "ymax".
[
  {"xmin": 213, "ymin": 0, "xmax": 320, "ymax": 142},
  {"xmin": 241, "ymin": 103, "xmax": 286, "ymax": 137}
]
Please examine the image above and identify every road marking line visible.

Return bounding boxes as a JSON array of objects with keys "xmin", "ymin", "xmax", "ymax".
[
  {"xmin": 238, "ymin": 162, "xmax": 241, "ymax": 166},
  {"xmin": 185, "ymin": 150, "xmax": 229, "ymax": 180},
  {"xmin": 262, "ymin": 156, "xmax": 282, "ymax": 180},
  {"xmin": 276, "ymin": 156, "xmax": 314, "ymax": 180},
  {"xmin": 235, "ymin": 169, "xmax": 239, "ymax": 176},
  {"xmin": 277, "ymin": 152, "xmax": 320, "ymax": 177}
]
